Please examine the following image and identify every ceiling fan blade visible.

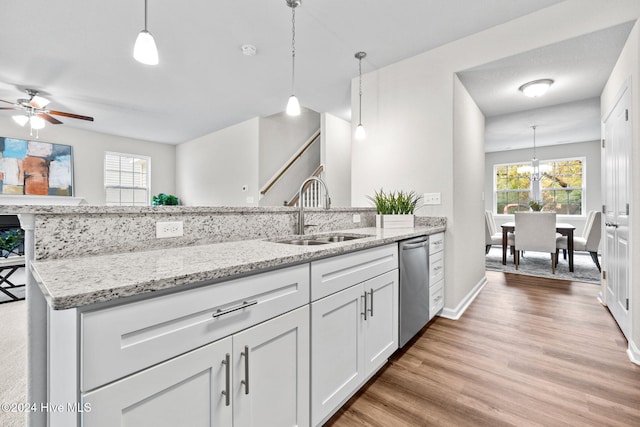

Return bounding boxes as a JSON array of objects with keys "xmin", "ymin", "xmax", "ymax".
[
  {"xmin": 0, "ymin": 99, "xmax": 17, "ymax": 106},
  {"xmin": 48, "ymin": 110, "xmax": 94, "ymax": 122},
  {"xmin": 0, "ymin": 107, "xmax": 20, "ymax": 110},
  {"xmin": 37, "ymin": 113, "xmax": 63, "ymax": 125}
]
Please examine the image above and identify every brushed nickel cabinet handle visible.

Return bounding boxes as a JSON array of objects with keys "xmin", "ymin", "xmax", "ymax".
[
  {"xmin": 361, "ymin": 293, "xmax": 368, "ymax": 320},
  {"xmin": 212, "ymin": 300, "xmax": 258, "ymax": 318},
  {"xmin": 221, "ymin": 353, "xmax": 231, "ymax": 406},
  {"xmin": 241, "ymin": 346, "xmax": 250, "ymax": 395},
  {"xmin": 368, "ymin": 289, "xmax": 374, "ymax": 317}
]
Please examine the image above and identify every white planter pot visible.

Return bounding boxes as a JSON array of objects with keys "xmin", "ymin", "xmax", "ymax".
[{"xmin": 375, "ymin": 214, "xmax": 414, "ymax": 229}]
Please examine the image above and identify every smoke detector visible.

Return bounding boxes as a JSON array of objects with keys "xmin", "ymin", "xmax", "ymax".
[{"xmin": 241, "ymin": 44, "xmax": 257, "ymax": 56}]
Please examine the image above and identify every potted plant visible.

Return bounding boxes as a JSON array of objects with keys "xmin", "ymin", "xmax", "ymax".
[
  {"xmin": 152, "ymin": 193, "xmax": 179, "ymax": 206},
  {"xmin": 368, "ymin": 189, "xmax": 422, "ymax": 228},
  {"xmin": 0, "ymin": 228, "xmax": 25, "ymax": 258},
  {"xmin": 529, "ymin": 200, "xmax": 543, "ymax": 212}
]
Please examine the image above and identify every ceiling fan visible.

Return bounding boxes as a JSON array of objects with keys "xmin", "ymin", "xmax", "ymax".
[{"xmin": 0, "ymin": 88, "xmax": 93, "ymax": 137}]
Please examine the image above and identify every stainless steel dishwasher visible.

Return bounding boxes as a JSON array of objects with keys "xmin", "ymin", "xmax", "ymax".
[{"xmin": 398, "ymin": 236, "xmax": 430, "ymax": 348}]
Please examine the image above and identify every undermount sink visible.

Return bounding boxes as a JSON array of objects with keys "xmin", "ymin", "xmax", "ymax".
[{"xmin": 271, "ymin": 233, "xmax": 372, "ymax": 246}]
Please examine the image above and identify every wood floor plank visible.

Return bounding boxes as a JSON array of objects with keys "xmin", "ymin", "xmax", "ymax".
[{"xmin": 325, "ymin": 271, "xmax": 640, "ymax": 426}]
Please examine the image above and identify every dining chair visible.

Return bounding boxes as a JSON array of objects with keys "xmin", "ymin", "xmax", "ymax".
[
  {"xmin": 485, "ymin": 210, "xmax": 513, "ymax": 255},
  {"xmin": 514, "ymin": 212, "xmax": 560, "ymax": 274},
  {"xmin": 557, "ymin": 210, "xmax": 602, "ymax": 271}
]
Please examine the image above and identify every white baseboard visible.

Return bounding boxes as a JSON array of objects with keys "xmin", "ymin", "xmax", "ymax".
[
  {"xmin": 628, "ymin": 339, "xmax": 640, "ymax": 366},
  {"xmin": 439, "ymin": 275, "xmax": 487, "ymax": 320}
]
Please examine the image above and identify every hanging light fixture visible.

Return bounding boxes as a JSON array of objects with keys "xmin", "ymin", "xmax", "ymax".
[
  {"xmin": 354, "ymin": 51, "xmax": 367, "ymax": 140},
  {"xmin": 518, "ymin": 79, "xmax": 554, "ymax": 98},
  {"xmin": 517, "ymin": 125, "xmax": 551, "ymax": 181},
  {"xmin": 133, "ymin": 0, "xmax": 159, "ymax": 65},
  {"xmin": 285, "ymin": 0, "xmax": 301, "ymax": 116},
  {"xmin": 12, "ymin": 115, "xmax": 29, "ymax": 127}
]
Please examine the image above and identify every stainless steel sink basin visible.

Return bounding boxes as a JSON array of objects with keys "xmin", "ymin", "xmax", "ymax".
[{"xmin": 271, "ymin": 233, "xmax": 372, "ymax": 246}]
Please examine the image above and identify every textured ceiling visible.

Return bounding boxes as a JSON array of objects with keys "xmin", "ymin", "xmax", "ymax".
[
  {"xmin": 0, "ymin": 0, "xmax": 563, "ymax": 144},
  {"xmin": 457, "ymin": 22, "xmax": 635, "ymax": 152}
]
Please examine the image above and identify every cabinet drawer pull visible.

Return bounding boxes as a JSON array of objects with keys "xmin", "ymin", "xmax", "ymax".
[
  {"xmin": 221, "ymin": 353, "xmax": 231, "ymax": 406},
  {"xmin": 241, "ymin": 345, "xmax": 250, "ymax": 395},
  {"xmin": 368, "ymin": 289, "xmax": 374, "ymax": 317},
  {"xmin": 212, "ymin": 300, "xmax": 258, "ymax": 318}
]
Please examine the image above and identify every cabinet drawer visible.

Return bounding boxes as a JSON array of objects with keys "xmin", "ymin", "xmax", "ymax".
[
  {"xmin": 429, "ymin": 232, "xmax": 444, "ymax": 255},
  {"xmin": 429, "ymin": 280, "xmax": 444, "ymax": 320},
  {"xmin": 429, "ymin": 251, "xmax": 444, "ymax": 283},
  {"xmin": 310, "ymin": 244, "xmax": 398, "ymax": 301},
  {"xmin": 81, "ymin": 264, "xmax": 309, "ymax": 392}
]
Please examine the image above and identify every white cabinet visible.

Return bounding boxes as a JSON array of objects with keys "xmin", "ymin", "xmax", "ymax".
[
  {"xmin": 429, "ymin": 232, "xmax": 445, "ymax": 319},
  {"xmin": 311, "ymin": 268, "xmax": 398, "ymax": 426},
  {"xmin": 83, "ymin": 306, "xmax": 309, "ymax": 427}
]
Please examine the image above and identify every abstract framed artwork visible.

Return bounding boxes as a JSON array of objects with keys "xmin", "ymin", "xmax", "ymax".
[{"xmin": 0, "ymin": 137, "xmax": 74, "ymax": 196}]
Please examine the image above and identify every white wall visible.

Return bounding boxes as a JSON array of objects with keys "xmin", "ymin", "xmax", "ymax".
[
  {"xmin": 321, "ymin": 113, "xmax": 351, "ymax": 207},
  {"xmin": 485, "ymin": 140, "xmax": 602, "ymax": 235},
  {"xmin": 176, "ymin": 118, "xmax": 259, "ymax": 206},
  {"xmin": 351, "ymin": 0, "xmax": 640, "ymax": 314},
  {"xmin": 0, "ymin": 116, "xmax": 176, "ymax": 205},
  {"xmin": 451, "ymin": 75, "xmax": 486, "ymax": 307},
  {"xmin": 601, "ymin": 19, "xmax": 640, "ymax": 359}
]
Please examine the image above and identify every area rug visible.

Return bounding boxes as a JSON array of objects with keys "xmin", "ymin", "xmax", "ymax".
[{"xmin": 485, "ymin": 247, "xmax": 601, "ymax": 284}]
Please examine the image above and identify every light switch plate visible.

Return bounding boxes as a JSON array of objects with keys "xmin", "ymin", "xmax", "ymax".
[
  {"xmin": 423, "ymin": 192, "xmax": 441, "ymax": 205},
  {"xmin": 353, "ymin": 214, "xmax": 361, "ymax": 223}
]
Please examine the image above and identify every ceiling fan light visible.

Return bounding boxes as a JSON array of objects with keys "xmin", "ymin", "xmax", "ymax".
[
  {"xmin": 12, "ymin": 115, "xmax": 29, "ymax": 127},
  {"xmin": 354, "ymin": 124, "xmax": 366, "ymax": 140},
  {"xmin": 30, "ymin": 95, "xmax": 50, "ymax": 109},
  {"xmin": 286, "ymin": 95, "xmax": 301, "ymax": 116},
  {"xmin": 134, "ymin": 30, "xmax": 159, "ymax": 65},
  {"xmin": 519, "ymin": 79, "xmax": 554, "ymax": 98},
  {"xmin": 30, "ymin": 115, "xmax": 46, "ymax": 130}
]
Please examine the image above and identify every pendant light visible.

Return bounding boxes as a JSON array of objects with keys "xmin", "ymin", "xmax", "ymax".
[
  {"xmin": 354, "ymin": 51, "xmax": 367, "ymax": 140},
  {"xmin": 133, "ymin": 0, "xmax": 159, "ymax": 65},
  {"xmin": 517, "ymin": 125, "xmax": 551, "ymax": 181},
  {"xmin": 285, "ymin": 0, "xmax": 301, "ymax": 116}
]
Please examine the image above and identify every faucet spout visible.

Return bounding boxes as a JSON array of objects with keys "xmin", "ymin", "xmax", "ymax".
[{"xmin": 297, "ymin": 176, "xmax": 331, "ymax": 235}]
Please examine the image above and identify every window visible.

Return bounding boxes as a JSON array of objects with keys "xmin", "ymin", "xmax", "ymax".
[
  {"xmin": 494, "ymin": 157, "xmax": 584, "ymax": 215},
  {"xmin": 104, "ymin": 152, "xmax": 150, "ymax": 206}
]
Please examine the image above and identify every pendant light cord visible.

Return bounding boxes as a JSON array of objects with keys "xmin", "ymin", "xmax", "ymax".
[
  {"xmin": 144, "ymin": 0, "xmax": 148, "ymax": 31},
  {"xmin": 290, "ymin": 7, "xmax": 296, "ymax": 94},
  {"xmin": 532, "ymin": 125, "xmax": 537, "ymax": 159},
  {"xmin": 358, "ymin": 56, "xmax": 362, "ymax": 125}
]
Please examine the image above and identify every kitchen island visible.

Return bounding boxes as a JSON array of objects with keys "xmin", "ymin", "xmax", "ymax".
[{"xmin": 3, "ymin": 206, "xmax": 445, "ymax": 426}]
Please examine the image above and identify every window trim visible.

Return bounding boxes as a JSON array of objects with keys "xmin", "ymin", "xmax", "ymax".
[{"xmin": 104, "ymin": 151, "xmax": 151, "ymax": 206}]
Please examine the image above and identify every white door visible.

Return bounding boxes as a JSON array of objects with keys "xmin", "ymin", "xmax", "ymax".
[
  {"xmin": 603, "ymin": 84, "xmax": 631, "ymax": 339},
  {"xmin": 311, "ymin": 284, "xmax": 364, "ymax": 426},
  {"xmin": 362, "ymin": 270, "xmax": 398, "ymax": 374},
  {"xmin": 82, "ymin": 336, "xmax": 233, "ymax": 427},
  {"xmin": 233, "ymin": 306, "xmax": 310, "ymax": 427}
]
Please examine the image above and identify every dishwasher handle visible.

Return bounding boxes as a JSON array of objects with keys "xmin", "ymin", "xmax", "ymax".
[{"xmin": 401, "ymin": 239, "xmax": 428, "ymax": 250}]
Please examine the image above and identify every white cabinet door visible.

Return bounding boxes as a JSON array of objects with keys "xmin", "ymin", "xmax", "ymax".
[
  {"xmin": 233, "ymin": 306, "xmax": 310, "ymax": 427},
  {"xmin": 362, "ymin": 270, "xmax": 398, "ymax": 374},
  {"xmin": 82, "ymin": 336, "xmax": 233, "ymax": 427},
  {"xmin": 311, "ymin": 284, "xmax": 364, "ymax": 426}
]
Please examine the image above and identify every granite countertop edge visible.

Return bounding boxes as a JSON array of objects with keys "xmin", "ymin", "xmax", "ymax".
[{"xmin": 32, "ymin": 225, "xmax": 445, "ymax": 310}]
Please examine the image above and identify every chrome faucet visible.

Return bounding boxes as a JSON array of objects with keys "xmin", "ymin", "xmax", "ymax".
[{"xmin": 297, "ymin": 176, "xmax": 331, "ymax": 235}]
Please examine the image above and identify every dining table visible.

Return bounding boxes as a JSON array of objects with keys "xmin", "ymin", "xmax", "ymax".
[{"xmin": 501, "ymin": 221, "xmax": 577, "ymax": 272}]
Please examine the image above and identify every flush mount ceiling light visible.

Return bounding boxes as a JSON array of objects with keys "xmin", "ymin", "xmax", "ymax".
[
  {"xmin": 285, "ymin": 0, "xmax": 301, "ymax": 116},
  {"xmin": 241, "ymin": 44, "xmax": 257, "ymax": 56},
  {"xmin": 354, "ymin": 51, "xmax": 367, "ymax": 141},
  {"xmin": 518, "ymin": 79, "xmax": 554, "ymax": 98},
  {"xmin": 133, "ymin": 0, "xmax": 159, "ymax": 65}
]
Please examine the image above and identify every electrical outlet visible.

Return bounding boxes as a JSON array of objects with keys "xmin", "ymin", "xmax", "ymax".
[
  {"xmin": 423, "ymin": 192, "xmax": 441, "ymax": 205},
  {"xmin": 156, "ymin": 221, "xmax": 184, "ymax": 238},
  {"xmin": 353, "ymin": 214, "xmax": 361, "ymax": 223}
]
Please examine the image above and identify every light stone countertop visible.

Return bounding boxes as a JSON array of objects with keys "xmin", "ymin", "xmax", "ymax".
[{"xmin": 31, "ymin": 226, "xmax": 445, "ymax": 310}]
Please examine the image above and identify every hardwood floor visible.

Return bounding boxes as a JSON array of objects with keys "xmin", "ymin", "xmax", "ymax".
[{"xmin": 326, "ymin": 271, "xmax": 640, "ymax": 427}]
